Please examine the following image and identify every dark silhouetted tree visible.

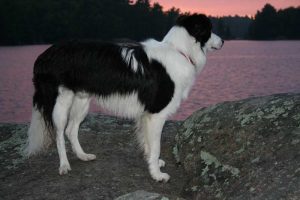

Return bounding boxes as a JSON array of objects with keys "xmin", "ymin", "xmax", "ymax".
[
  {"xmin": 249, "ymin": 3, "xmax": 300, "ymax": 40},
  {"xmin": 249, "ymin": 4, "xmax": 278, "ymax": 39}
]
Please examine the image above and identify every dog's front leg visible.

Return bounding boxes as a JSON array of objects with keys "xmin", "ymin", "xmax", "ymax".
[{"xmin": 145, "ymin": 114, "xmax": 170, "ymax": 182}]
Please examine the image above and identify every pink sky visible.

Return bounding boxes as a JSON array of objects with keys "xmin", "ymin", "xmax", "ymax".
[{"xmin": 154, "ymin": 0, "xmax": 300, "ymax": 17}]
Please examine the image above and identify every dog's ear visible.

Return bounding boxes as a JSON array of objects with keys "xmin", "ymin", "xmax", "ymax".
[
  {"xmin": 193, "ymin": 20, "xmax": 212, "ymax": 39},
  {"xmin": 176, "ymin": 14, "xmax": 212, "ymax": 46}
]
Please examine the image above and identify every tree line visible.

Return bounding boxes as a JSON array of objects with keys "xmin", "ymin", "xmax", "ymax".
[
  {"xmin": 249, "ymin": 4, "xmax": 300, "ymax": 40},
  {"xmin": 0, "ymin": 0, "xmax": 299, "ymax": 45},
  {"xmin": 0, "ymin": 0, "xmax": 180, "ymax": 45},
  {"xmin": 211, "ymin": 4, "xmax": 300, "ymax": 40}
]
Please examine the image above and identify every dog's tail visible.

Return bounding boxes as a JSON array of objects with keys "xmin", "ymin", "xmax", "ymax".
[
  {"xmin": 25, "ymin": 106, "xmax": 54, "ymax": 156},
  {"xmin": 25, "ymin": 58, "xmax": 59, "ymax": 156}
]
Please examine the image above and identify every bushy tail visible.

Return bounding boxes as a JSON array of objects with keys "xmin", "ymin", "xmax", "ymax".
[
  {"xmin": 24, "ymin": 47, "xmax": 64, "ymax": 156},
  {"xmin": 25, "ymin": 72, "xmax": 59, "ymax": 156},
  {"xmin": 24, "ymin": 107, "xmax": 53, "ymax": 156}
]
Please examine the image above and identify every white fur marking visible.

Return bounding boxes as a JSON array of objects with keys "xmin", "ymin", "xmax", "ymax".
[
  {"xmin": 121, "ymin": 48, "xmax": 143, "ymax": 73},
  {"xmin": 65, "ymin": 95, "xmax": 96, "ymax": 161},
  {"xmin": 97, "ymin": 92, "xmax": 145, "ymax": 119},
  {"xmin": 53, "ymin": 86, "xmax": 74, "ymax": 175},
  {"xmin": 206, "ymin": 32, "xmax": 223, "ymax": 51},
  {"xmin": 25, "ymin": 107, "xmax": 52, "ymax": 156},
  {"xmin": 144, "ymin": 114, "xmax": 170, "ymax": 182}
]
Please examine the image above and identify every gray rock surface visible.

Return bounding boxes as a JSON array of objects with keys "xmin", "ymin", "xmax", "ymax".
[
  {"xmin": 174, "ymin": 93, "xmax": 300, "ymax": 199},
  {"xmin": 1, "ymin": 93, "xmax": 299, "ymax": 200},
  {"xmin": 114, "ymin": 190, "xmax": 161, "ymax": 200},
  {"xmin": 0, "ymin": 114, "xmax": 184, "ymax": 200},
  {"xmin": 114, "ymin": 190, "xmax": 185, "ymax": 200}
]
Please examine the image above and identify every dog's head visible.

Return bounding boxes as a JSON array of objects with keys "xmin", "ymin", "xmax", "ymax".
[{"xmin": 176, "ymin": 14, "xmax": 224, "ymax": 52}]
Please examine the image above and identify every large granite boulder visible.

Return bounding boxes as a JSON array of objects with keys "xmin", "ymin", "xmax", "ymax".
[{"xmin": 174, "ymin": 93, "xmax": 300, "ymax": 199}]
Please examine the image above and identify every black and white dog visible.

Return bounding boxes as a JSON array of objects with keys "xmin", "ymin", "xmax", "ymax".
[{"xmin": 25, "ymin": 14, "xmax": 223, "ymax": 182}]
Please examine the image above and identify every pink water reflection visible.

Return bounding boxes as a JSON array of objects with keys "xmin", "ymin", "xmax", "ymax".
[{"xmin": 0, "ymin": 41, "xmax": 300, "ymax": 123}]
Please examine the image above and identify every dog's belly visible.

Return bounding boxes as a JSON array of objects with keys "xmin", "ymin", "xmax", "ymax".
[{"xmin": 96, "ymin": 92, "xmax": 145, "ymax": 119}]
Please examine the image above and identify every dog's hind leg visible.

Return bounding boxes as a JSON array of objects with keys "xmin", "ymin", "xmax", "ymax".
[
  {"xmin": 52, "ymin": 87, "xmax": 74, "ymax": 175},
  {"xmin": 144, "ymin": 114, "xmax": 170, "ymax": 182},
  {"xmin": 65, "ymin": 95, "xmax": 96, "ymax": 161}
]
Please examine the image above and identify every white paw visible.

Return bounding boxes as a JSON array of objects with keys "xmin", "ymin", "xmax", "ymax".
[
  {"xmin": 78, "ymin": 153, "xmax": 96, "ymax": 161},
  {"xmin": 158, "ymin": 159, "xmax": 166, "ymax": 168},
  {"xmin": 59, "ymin": 164, "xmax": 71, "ymax": 175},
  {"xmin": 151, "ymin": 172, "xmax": 170, "ymax": 182}
]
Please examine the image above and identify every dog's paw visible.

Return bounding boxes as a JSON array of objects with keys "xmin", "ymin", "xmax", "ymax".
[
  {"xmin": 59, "ymin": 164, "xmax": 71, "ymax": 175},
  {"xmin": 151, "ymin": 172, "xmax": 170, "ymax": 182},
  {"xmin": 158, "ymin": 159, "xmax": 166, "ymax": 168},
  {"xmin": 78, "ymin": 153, "xmax": 96, "ymax": 161}
]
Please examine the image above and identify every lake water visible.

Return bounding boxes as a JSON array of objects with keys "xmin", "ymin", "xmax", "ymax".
[{"xmin": 0, "ymin": 41, "xmax": 300, "ymax": 123}]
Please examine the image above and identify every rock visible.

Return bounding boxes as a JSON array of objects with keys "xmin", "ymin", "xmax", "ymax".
[
  {"xmin": 114, "ymin": 190, "xmax": 185, "ymax": 200},
  {"xmin": 174, "ymin": 93, "xmax": 300, "ymax": 199},
  {"xmin": 114, "ymin": 190, "xmax": 161, "ymax": 200},
  {"xmin": 0, "ymin": 114, "xmax": 185, "ymax": 199},
  {"xmin": 0, "ymin": 124, "xmax": 28, "ymax": 170},
  {"xmin": 1, "ymin": 93, "xmax": 300, "ymax": 200}
]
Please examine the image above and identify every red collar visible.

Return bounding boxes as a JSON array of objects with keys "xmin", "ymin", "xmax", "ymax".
[{"xmin": 177, "ymin": 50, "xmax": 195, "ymax": 66}]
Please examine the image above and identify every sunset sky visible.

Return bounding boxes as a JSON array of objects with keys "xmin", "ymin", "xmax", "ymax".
[{"xmin": 154, "ymin": 0, "xmax": 300, "ymax": 17}]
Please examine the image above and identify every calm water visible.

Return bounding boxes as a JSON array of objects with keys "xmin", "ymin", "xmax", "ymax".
[{"xmin": 0, "ymin": 41, "xmax": 300, "ymax": 123}]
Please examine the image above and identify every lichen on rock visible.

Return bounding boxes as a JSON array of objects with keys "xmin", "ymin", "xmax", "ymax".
[
  {"xmin": 175, "ymin": 93, "xmax": 300, "ymax": 199},
  {"xmin": 0, "ymin": 124, "xmax": 27, "ymax": 170}
]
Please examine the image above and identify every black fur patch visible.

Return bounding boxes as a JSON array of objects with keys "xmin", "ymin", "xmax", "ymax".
[
  {"xmin": 33, "ymin": 40, "xmax": 175, "ymax": 127},
  {"xmin": 176, "ymin": 14, "xmax": 212, "ymax": 47}
]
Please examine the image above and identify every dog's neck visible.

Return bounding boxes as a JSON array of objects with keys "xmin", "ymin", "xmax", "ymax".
[
  {"xmin": 176, "ymin": 50, "xmax": 195, "ymax": 66},
  {"xmin": 162, "ymin": 26, "xmax": 193, "ymax": 55},
  {"xmin": 162, "ymin": 26, "xmax": 206, "ymax": 72}
]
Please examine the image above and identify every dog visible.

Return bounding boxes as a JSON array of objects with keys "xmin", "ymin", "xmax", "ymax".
[{"xmin": 25, "ymin": 14, "xmax": 223, "ymax": 182}]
